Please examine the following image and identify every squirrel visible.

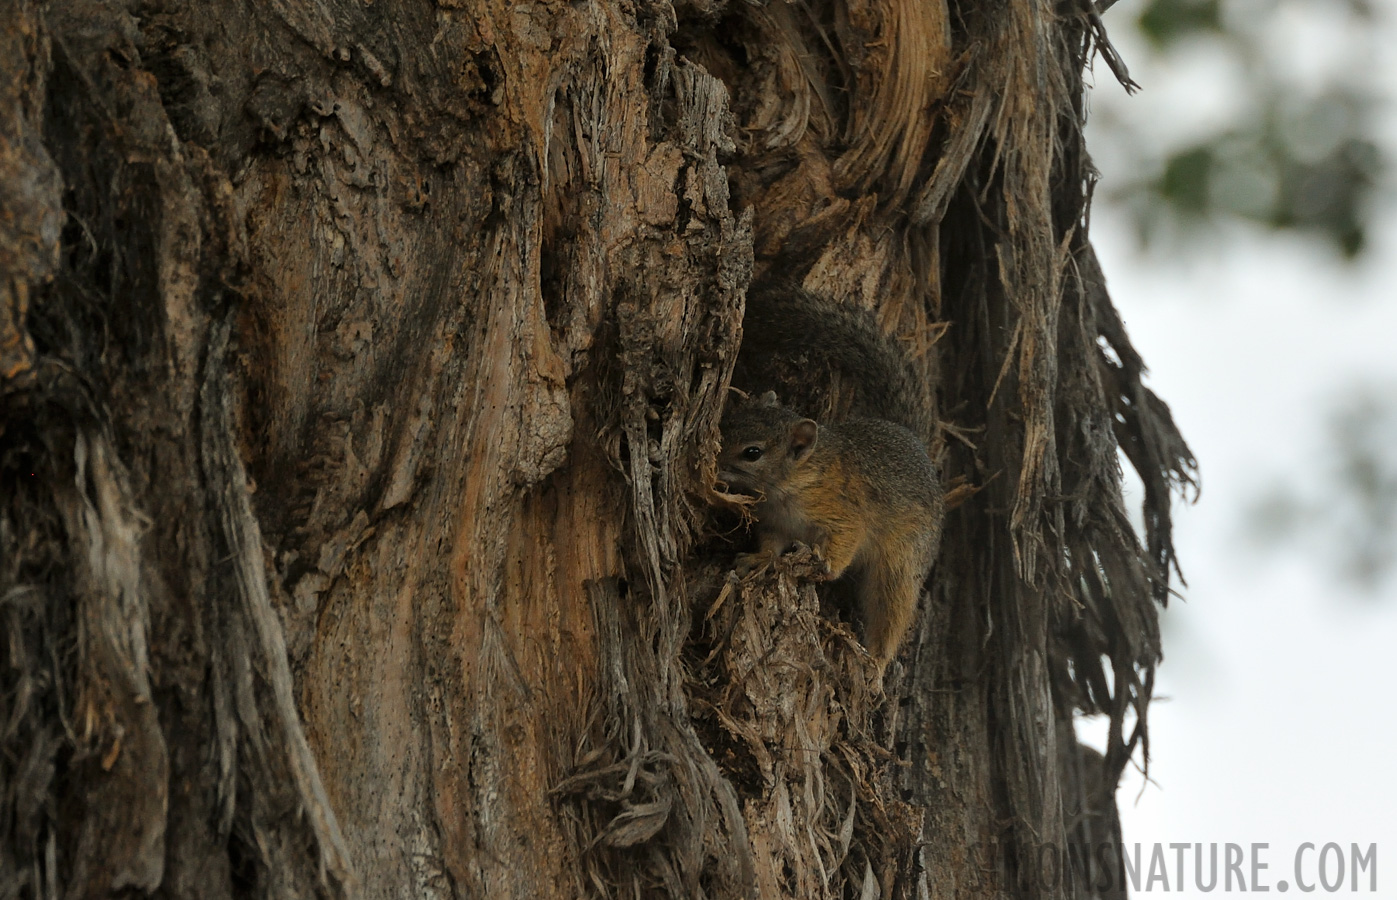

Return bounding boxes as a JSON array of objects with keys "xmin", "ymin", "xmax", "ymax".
[{"xmin": 718, "ymin": 284, "xmax": 943, "ymax": 677}]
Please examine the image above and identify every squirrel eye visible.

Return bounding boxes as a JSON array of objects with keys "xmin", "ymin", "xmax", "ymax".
[{"xmin": 741, "ymin": 445, "xmax": 763, "ymax": 461}]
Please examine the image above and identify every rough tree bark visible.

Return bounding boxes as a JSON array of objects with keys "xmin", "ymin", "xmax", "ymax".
[{"xmin": 0, "ymin": 0, "xmax": 1195, "ymax": 897}]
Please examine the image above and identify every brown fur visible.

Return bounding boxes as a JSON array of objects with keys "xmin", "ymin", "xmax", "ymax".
[{"xmin": 718, "ymin": 392, "xmax": 939, "ymax": 675}]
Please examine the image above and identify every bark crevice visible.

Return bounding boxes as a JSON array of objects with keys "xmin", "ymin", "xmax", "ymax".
[{"xmin": 0, "ymin": 0, "xmax": 1193, "ymax": 896}]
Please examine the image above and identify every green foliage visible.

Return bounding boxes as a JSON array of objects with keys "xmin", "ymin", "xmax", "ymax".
[
  {"xmin": 1108, "ymin": 0, "xmax": 1387, "ymax": 259},
  {"xmin": 1246, "ymin": 390, "xmax": 1397, "ymax": 590},
  {"xmin": 1137, "ymin": 0, "xmax": 1222, "ymax": 47}
]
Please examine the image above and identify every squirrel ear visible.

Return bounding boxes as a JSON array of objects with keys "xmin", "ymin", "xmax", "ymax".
[
  {"xmin": 758, "ymin": 390, "xmax": 780, "ymax": 408},
  {"xmin": 788, "ymin": 419, "xmax": 818, "ymax": 461}
]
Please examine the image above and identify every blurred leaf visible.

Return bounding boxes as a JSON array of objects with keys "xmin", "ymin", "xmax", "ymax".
[
  {"xmin": 1271, "ymin": 137, "xmax": 1380, "ymax": 257},
  {"xmin": 1244, "ymin": 389, "xmax": 1397, "ymax": 592},
  {"xmin": 1242, "ymin": 488, "xmax": 1307, "ymax": 545},
  {"xmin": 1329, "ymin": 394, "xmax": 1397, "ymax": 586},
  {"xmin": 1137, "ymin": 0, "xmax": 1223, "ymax": 47},
  {"xmin": 1107, "ymin": 0, "xmax": 1388, "ymax": 260},
  {"xmin": 1156, "ymin": 146, "xmax": 1213, "ymax": 213}
]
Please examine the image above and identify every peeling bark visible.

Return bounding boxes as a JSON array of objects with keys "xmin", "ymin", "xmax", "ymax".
[{"xmin": 1, "ymin": 0, "xmax": 1193, "ymax": 898}]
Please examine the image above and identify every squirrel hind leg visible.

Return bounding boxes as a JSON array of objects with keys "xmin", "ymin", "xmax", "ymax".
[{"xmin": 856, "ymin": 553, "xmax": 924, "ymax": 675}]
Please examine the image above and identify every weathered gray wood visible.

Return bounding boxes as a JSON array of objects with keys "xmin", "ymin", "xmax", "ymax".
[{"xmin": 0, "ymin": 0, "xmax": 1193, "ymax": 897}]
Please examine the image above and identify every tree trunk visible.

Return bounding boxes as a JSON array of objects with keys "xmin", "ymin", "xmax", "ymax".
[{"xmin": 0, "ymin": 0, "xmax": 1194, "ymax": 897}]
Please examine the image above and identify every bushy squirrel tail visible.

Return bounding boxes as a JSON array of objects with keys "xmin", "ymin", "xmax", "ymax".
[{"xmin": 735, "ymin": 283, "xmax": 935, "ymax": 440}]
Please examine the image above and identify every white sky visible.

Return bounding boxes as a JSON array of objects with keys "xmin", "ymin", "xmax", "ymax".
[
  {"xmin": 1075, "ymin": 3, "xmax": 1397, "ymax": 895},
  {"xmin": 1081, "ymin": 214, "xmax": 1397, "ymax": 896}
]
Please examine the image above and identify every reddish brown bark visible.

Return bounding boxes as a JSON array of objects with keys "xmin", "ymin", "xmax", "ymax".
[{"xmin": 0, "ymin": 0, "xmax": 1192, "ymax": 897}]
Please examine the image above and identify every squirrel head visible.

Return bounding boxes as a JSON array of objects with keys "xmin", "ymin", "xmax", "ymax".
[{"xmin": 717, "ymin": 391, "xmax": 819, "ymax": 496}]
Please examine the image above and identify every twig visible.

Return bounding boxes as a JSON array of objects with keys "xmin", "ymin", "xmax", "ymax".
[{"xmin": 1081, "ymin": 0, "xmax": 1140, "ymax": 93}]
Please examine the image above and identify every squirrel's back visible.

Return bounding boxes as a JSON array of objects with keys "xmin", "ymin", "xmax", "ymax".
[{"xmin": 735, "ymin": 284, "xmax": 935, "ymax": 443}]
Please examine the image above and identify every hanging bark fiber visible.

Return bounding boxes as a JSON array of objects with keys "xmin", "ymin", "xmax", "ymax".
[{"xmin": 0, "ymin": 0, "xmax": 1195, "ymax": 897}]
